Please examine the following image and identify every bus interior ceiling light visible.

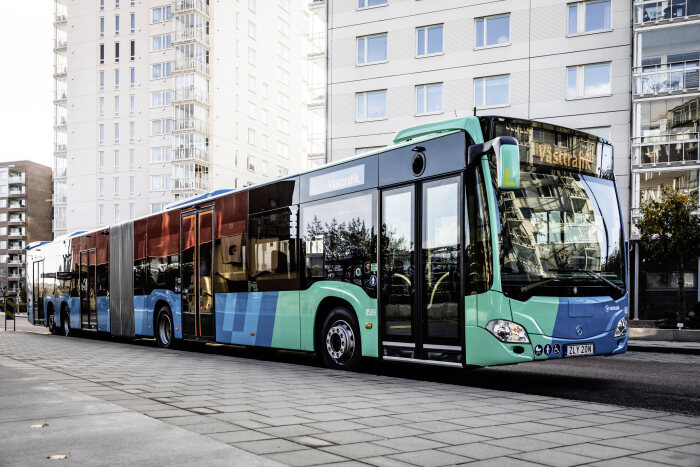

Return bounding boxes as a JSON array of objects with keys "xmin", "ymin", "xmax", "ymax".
[{"xmin": 486, "ymin": 319, "xmax": 530, "ymax": 343}]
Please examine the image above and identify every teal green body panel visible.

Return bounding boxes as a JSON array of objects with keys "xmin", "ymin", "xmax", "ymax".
[
  {"xmin": 465, "ymin": 326, "xmax": 533, "ymax": 366},
  {"xmin": 299, "ymin": 281, "xmax": 378, "ymax": 357},
  {"xmin": 509, "ymin": 296, "xmax": 560, "ymax": 336},
  {"xmin": 270, "ymin": 291, "xmax": 301, "ymax": 349},
  {"xmin": 392, "ymin": 117, "xmax": 485, "ymax": 145},
  {"xmin": 480, "ymin": 158, "xmax": 502, "ymax": 292}
]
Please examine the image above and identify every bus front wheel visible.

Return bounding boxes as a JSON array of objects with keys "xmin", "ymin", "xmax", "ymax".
[
  {"xmin": 320, "ymin": 307, "xmax": 361, "ymax": 371},
  {"xmin": 62, "ymin": 310, "xmax": 71, "ymax": 337},
  {"xmin": 155, "ymin": 306, "xmax": 174, "ymax": 349}
]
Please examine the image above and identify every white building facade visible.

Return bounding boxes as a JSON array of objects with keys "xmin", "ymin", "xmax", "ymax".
[
  {"xmin": 327, "ymin": 0, "xmax": 632, "ymax": 229},
  {"xmin": 53, "ymin": 0, "xmax": 322, "ymax": 237}
]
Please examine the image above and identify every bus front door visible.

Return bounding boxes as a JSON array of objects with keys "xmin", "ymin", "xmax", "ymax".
[
  {"xmin": 78, "ymin": 249, "xmax": 97, "ymax": 330},
  {"xmin": 31, "ymin": 260, "xmax": 44, "ymax": 325},
  {"xmin": 180, "ymin": 207, "xmax": 215, "ymax": 341},
  {"xmin": 381, "ymin": 176, "xmax": 463, "ymax": 364}
]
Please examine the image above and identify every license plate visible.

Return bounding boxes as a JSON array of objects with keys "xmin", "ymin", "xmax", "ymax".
[{"xmin": 565, "ymin": 343, "xmax": 594, "ymax": 357}]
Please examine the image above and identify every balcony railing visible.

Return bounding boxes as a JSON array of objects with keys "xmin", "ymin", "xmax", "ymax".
[
  {"xmin": 8, "ymin": 244, "xmax": 25, "ymax": 251},
  {"xmin": 8, "ymin": 216, "xmax": 25, "ymax": 223},
  {"xmin": 307, "ymin": 91, "xmax": 325, "ymax": 108},
  {"xmin": 53, "ymin": 193, "xmax": 67, "ymax": 204},
  {"xmin": 54, "ymin": 40, "xmax": 67, "ymax": 50},
  {"xmin": 173, "ymin": 147, "xmax": 210, "ymax": 163},
  {"xmin": 53, "ymin": 218, "xmax": 67, "ymax": 231},
  {"xmin": 173, "ymin": 177, "xmax": 209, "ymax": 191},
  {"xmin": 8, "ymin": 188, "xmax": 25, "ymax": 196},
  {"xmin": 306, "ymin": 33, "xmax": 326, "ymax": 58},
  {"xmin": 8, "ymin": 176, "xmax": 25, "ymax": 184},
  {"xmin": 55, "ymin": 143, "xmax": 67, "ymax": 153},
  {"xmin": 8, "ymin": 203, "xmax": 24, "ymax": 210},
  {"xmin": 54, "ymin": 166, "xmax": 67, "ymax": 178},
  {"xmin": 309, "ymin": 0, "xmax": 325, "ymax": 8},
  {"xmin": 633, "ymin": 61, "xmax": 700, "ymax": 96},
  {"xmin": 54, "ymin": 90, "xmax": 67, "ymax": 101},
  {"xmin": 174, "ymin": 58, "xmax": 209, "ymax": 75},
  {"xmin": 173, "ymin": 87, "xmax": 209, "ymax": 105},
  {"xmin": 8, "ymin": 231, "xmax": 26, "ymax": 237},
  {"xmin": 633, "ymin": 133, "xmax": 699, "ymax": 165},
  {"xmin": 173, "ymin": 0, "xmax": 209, "ymax": 17},
  {"xmin": 174, "ymin": 117, "xmax": 209, "ymax": 133},
  {"xmin": 634, "ymin": 0, "xmax": 700, "ymax": 25},
  {"xmin": 54, "ymin": 116, "xmax": 67, "ymax": 127},
  {"xmin": 174, "ymin": 28, "xmax": 210, "ymax": 46},
  {"xmin": 55, "ymin": 13, "xmax": 67, "ymax": 24},
  {"xmin": 54, "ymin": 64, "xmax": 67, "ymax": 76}
]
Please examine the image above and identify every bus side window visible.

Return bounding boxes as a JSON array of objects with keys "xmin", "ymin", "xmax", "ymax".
[
  {"xmin": 214, "ymin": 235, "xmax": 248, "ymax": 293},
  {"xmin": 465, "ymin": 167, "xmax": 493, "ymax": 294},
  {"xmin": 248, "ymin": 207, "xmax": 299, "ymax": 292}
]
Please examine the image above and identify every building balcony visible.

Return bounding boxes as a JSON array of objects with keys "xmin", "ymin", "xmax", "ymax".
[
  {"xmin": 8, "ymin": 231, "xmax": 26, "ymax": 238},
  {"xmin": 173, "ymin": 0, "xmax": 209, "ymax": 18},
  {"xmin": 53, "ymin": 64, "xmax": 67, "ymax": 77},
  {"xmin": 54, "ymin": 13, "xmax": 67, "ymax": 24},
  {"xmin": 54, "ymin": 40, "xmax": 67, "ymax": 51},
  {"xmin": 54, "ymin": 143, "xmax": 67, "ymax": 154},
  {"xmin": 307, "ymin": 91, "xmax": 325, "ymax": 108},
  {"xmin": 53, "ymin": 218, "xmax": 66, "ymax": 232},
  {"xmin": 633, "ymin": 62, "xmax": 700, "ymax": 97},
  {"xmin": 173, "ymin": 87, "xmax": 209, "ymax": 106},
  {"xmin": 173, "ymin": 117, "xmax": 209, "ymax": 134},
  {"xmin": 54, "ymin": 166, "xmax": 67, "ymax": 178},
  {"xmin": 174, "ymin": 28, "xmax": 210, "ymax": 46},
  {"xmin": 54, "ymin": 115, "xmax": 67, "ymax": 128},
  {"xmin": 8, "ymin": 244, "xmax": 25, "ymax": 251},
  {"xmin": 309, "ymin": 0, "xmax": 325, "ymax": 9},
  {"xmin": 54, "ymin": 90, "xmax": 67, "ymax": 102},
  {"xmin": 8, "ymin": 216, "xmax": 25, "ymax": 224},
  {"xmin": 632, "ymin": 133, "xmax": 699, "ymax": 166},
  {"xmin": 53, "ymin": 193, "xmax": 67, "ymax": 204},
  {"xmin": 634, "ymin": 0, "xmax": 700, "ymax": 26},
  {"xmin": 8, "ymin": 203, "xmax": 24, "ymax": 211},
  {"xmin": 8, "ymin": 188, "xmax": 25, "ymax": 196},
  {"xmin": 174, "ymin": 58, "xmax": 209, "ymax": 76},
  {"xmin": 172, "ymin": 177, "xmax": 209, "ymax": 192},
  {"xmin": 306, "ymin": 33, "xmax": 326, "ymax": 58},
  {"xmin": 173, "ymin": 147, "xmax": 210, "ymax": 163},
  {"xmin": 8, "ymin": 175, "xmax": 25, "ymax": 184}
]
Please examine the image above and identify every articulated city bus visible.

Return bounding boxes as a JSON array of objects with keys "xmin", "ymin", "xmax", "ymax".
[{"xmin": 26, "ymin": 117, "xmax": 628, "ymax": 370}]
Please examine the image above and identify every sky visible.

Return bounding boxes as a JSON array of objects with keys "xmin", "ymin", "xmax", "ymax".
[{"xmin": 0, "ymin": 1, "xmax": 54, "ymax": 168}]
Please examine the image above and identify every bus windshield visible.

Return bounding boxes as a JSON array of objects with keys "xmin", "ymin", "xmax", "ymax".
[{"xmin": 495, "ymin": 167, "xmax": 625, "ymax": 300}]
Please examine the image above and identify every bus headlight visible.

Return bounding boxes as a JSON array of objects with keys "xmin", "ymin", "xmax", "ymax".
[
  {"xmin": 486, "ymin": 319, "xmax": 530, "ymax": 343},
  {"xmin": 614, "ymin": 316, "xmax": 628, "ymax": 337}
]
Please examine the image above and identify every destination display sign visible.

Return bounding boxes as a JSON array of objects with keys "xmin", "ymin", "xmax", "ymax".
[
  {"xmin": 495, "ymin": 120, "xmax": 612, "ymax": 179},
  {"xmin": 308, "ymin": 164, "xmax": 365, "ymax": 197}
]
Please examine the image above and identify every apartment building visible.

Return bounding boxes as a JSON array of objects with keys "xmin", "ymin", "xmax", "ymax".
[
  {"xmin": 630, "ymin": 0, "xmax": 700, "ymax": 319},
  {"xmin": 327, "ymin": 0, "xmax": 632, "ymax": 230},
  {"xmin": 53, "ymin": 0, "xmax": 323, "ymax": 237},
  {"xmin": 0, "ymin": 162, "xmax": 53, "ymax": 299}
]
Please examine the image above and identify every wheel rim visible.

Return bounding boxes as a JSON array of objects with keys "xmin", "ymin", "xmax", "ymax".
[
  {"xmin": 325, "ymin": 319, "xmax": 355, "ymax": 366},
  {"xmin": 63, "ymin": 315, "xmax": 69, "ymax": 334},
  {"xmin": 159, "ymin": 313, "xmax": 172, "ymax": 346}
]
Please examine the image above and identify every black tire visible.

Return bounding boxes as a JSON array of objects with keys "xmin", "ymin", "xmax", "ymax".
[
  {"xmin": 48, "ymin": 310, "xmax": 59, "ymax": 335},
  {"xmin": 62, "ymin": 310, "xmax": 71, "ymax": 337},
  {"xmin": 155, "ymin": 306, "xmax": 174, "ymax": 349},
  {"xmin": 320, "ymin": 307, "xmax": 362, "ymax": 371}
]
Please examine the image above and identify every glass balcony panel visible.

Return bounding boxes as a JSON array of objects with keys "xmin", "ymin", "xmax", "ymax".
[
  {"xmin": 686, "ymin": 141, "xmax": 699, "ymax": 162},
  {"xmin": 669, "ymin": 142, "xmax": 684, "ymax": 162}
]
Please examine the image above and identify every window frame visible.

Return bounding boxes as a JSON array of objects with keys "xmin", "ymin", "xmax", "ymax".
[
  {"xmin": 357, "ymin": 0, "xmax": 388, "ymax": 10},
  {"xmin": 474, "ymin": 13, "xmax": 511, "ymax": 49},
  {"xmin": 356, "ymin": 89, "xmax": 388, "ymax": 122},
  {"xmin": 474, "ymin": 74, "xmax": 510, "ymax": 109},
  {"xmin": 356, "ymin": 32, "xmax": 388, "ymax": 66},
  {"xmin": 415, "ymin": 82, "xmax": 444, "ymax": 116},
  {"xmin": 567, "ymin": 0, "xmax": 612, "ymax": 36},
  {"xmin": 566, "ymin": 62, "xmax": 612, "ymax": 100},
  {"xmin": 416, "ymin": 24, "xmax": 444, "ymax": 58}
]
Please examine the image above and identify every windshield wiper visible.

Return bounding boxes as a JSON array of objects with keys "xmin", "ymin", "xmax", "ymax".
[
  {"xmin": 581, "ymin": 269, "xmax": 624, "ymax": 295},
  {"xmin": 520, "ymin": 277, "xmax": 559, "ymax": 293}
]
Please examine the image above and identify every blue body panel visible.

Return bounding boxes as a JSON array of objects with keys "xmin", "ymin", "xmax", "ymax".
[
  {"xmin": 69, "ymin": 297, "xmax": 80, "ymax": 328},
  {"xmin": 97, "ymin": 296, "xmax": 110, "ymax": 332},
  {"xmin": 552, "ymin": 294, "xmax": 628, "ymax": 341},
  {"xmin": 134, "ymin": 295, "xmax": 152, "ymax": 336},
  {"xmin": 135, "ymin": 290, "xmax": 181, "ymax": 338},
  {"xmin": 215, "ymin": 292, "xmax": 279, "ymax": 346}
]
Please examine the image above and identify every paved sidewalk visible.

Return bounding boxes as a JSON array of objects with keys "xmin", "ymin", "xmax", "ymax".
[
  {"xmin": 1, "ymin": 332, "xmax": 699, "ymax": 466},
  {"xmin": 628, "ymin": 339, "xmax": 700, "ymax": 355}
]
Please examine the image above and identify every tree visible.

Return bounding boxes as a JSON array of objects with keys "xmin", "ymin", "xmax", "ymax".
[{"xmin": 636, "ymin": 186, "xmax": 700, "ymax": 323}]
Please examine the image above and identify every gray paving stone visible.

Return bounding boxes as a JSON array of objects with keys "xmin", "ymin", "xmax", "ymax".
[
  {"xmin": 402, "ymin": 420, "xmax": 465, "ymax": 433},
  {"xmin": 484, "ymin": 436, "xmax": 560, "ymax": 452},
  {"xmin": 418, "ymin": 430, "xmax": 491, "ymax": 445},
  {"xmin": 556, "ymin": 443, "xmax": 638, "ymax": 460},
  {"xmin": 632, "ymin": 450, "xmax": 700, "ymax": 467},
  {"xmin": 587, "ymin": 459, "xmax": 673, "ymax": 467},
  {"xmin": 389, "ymin": 449, "xmax": 472, "ymax": 466},
  {"xmin": 594, "ymin": 437, "xmax": 672, "ymax": 453},
  {"xmin": 183, "ymin": 421, "xmax": 240, "ymax": 434},
  {"xmin": 462, "ymin": 425, "xmax": 528, "ymax": 439},
  {"xmin": 208, "ymin": 430, "xmax": 273, "ymax": 443},
  {"xmin": 322, "ymin": 442, "xmax": 401, "ymax": 459},
  {"xmin": 234, "ymin": 438, "xmax": 308, "ymax": 455},
  {"xmin": 630, "ymin": 432, "xmax": 700, "ymax": 447},
  {"xmin": 258, "ymin": 424, "xmax": 323, "ymax": 438},
  {"xmin": 512, "ymin": 448, "xmax": 598, "ymax": 466},
  {"xmin": 672, "ymin": 444, "xmax": 700, "ymax": 456},
  {"xmin": 460, "ymin": 458, "xmax": 543, "ymax": 467},
  {"xmin": 307, "ymin": 420, "xmax": 370, "ymax": 432},
  {"xmin": 528, "ymin": 431, "xmax": 598, "ymax": 446},
  {"xmin": 362, "ymin": 456, "xmax": 415, "ymax": 467},
  {"xmin": 266, "ymin": 448, "xmax": 349, "ymax": 466},
  {"xmin": 288, "ymin": 435, "xmax": 334, "ymax": 448},
  {"xmin": 361, "ymin": 425, "xmax": 427, "ymax": 439},
  {"xmin": 312, "ymin": 429, "xmax": 383, "ymax": 445},
  {"xmin": 440, "ymin": 443, "xmax": 519, "ymax": 460},
  {"xmin": 373, "ymin": 436, "xmax": 448, "ymax": 453}
]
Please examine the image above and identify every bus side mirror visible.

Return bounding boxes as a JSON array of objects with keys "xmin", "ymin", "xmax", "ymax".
[{"xmin": 492, "ymin": 137, "xmax": 520, "ymax": 190}]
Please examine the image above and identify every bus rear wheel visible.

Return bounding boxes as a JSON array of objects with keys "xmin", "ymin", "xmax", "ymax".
[
  {"xmin": 320, "ymin": 307, "xmax": 361, "ymax": 371},
  {"xmin": 155, "ymin": 306, "xmax": 174, "ymax": 349},
  {"xmin": 48, "ymin": 310, "xmax": 59, "ymax": 335},
  {"xmin": 62, "ymin": 310, "xmax": 71, "ymax": 337}
]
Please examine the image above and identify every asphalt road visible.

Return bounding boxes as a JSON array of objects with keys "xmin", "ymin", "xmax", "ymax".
[{"xmin": 6, "ymin": 314, "xmax": 700, "ymax": 416}]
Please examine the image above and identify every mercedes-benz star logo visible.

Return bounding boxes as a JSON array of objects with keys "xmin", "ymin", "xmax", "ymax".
[{"xmin": 576, "ymin": 325, "xmax": 583, "ymax": 336}]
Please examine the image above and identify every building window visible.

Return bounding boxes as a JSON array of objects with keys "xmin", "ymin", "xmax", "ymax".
[
  {"xmin": 474, "ymin": 75, "xmax": 509, "ymax": 108},
  {"xmin": 115, "ymin": 0, "xmax": 119, "ymax": 8},
  {"xmin": 151, "ymin": 62, "xmax": 172, "ymax": 79},
  {"xmin": 277, "ymin": 17, "xmax": 289, "ymax": 36},
  {"xmin": 248, "ymin": 128, "xmax": 256, "ymax": 145},
  {"xmin": 129, "ymin": 203, "xmax": 135, "ymax": 219},
  {"xmin": 358, "ymin": 0, "xmax": 387, "ymax": 9},
  {"xmin": 99, "ymin": 97, "xmax": 105, "ymax": 117},
  {"xmin": 130, "ymin": 40, "xmax": 135, "ymax": 60},
  {"xmin": 151, "ymin": 90, "xmax": 172, "ymax": 107},
  {"xmin": 248, "ymin": 48, "xmax": 256, "ymax": 66},
  {"xmin": 150, "ymin": 203, "xmax": 164, "ymax": 213},
  {"xmin": 114, "ymin": 69, "xmax": 120, "ymax": 89},
  {"xmin": 151, "ymin": 119, "xmax": 172, "ymax": 135},
  {"xmin": 130, "ymin": 13, "xmax": 135, "ymax": 34},
  {"xmin": 152, "ymin": 6, "xmax": 172, "ymax": 24},
  {"xmin": 114, "ymin": 96, "xmax": 120, "ymax": 117},
  {"xmin": 416, "ymin": 25, "xmax": 443, "ymax": 57},
  {"xmin": 475, "ymin": 14, "xmax": 510, "ymax": 48},
  {"xmin": 276, "ymin": 42, "xmax": 289, "ymax": 61},
  {"xmin": 276, "ymin": 117, "xmax": 289, "ymax": 134},
  {"xmin": 99, "ymin": 205, "xmax": 104, "ymax": 225},
  {"xmin": 130, "ymin": 68, "xmax": 135, "ymax": 88},
  {"xmin": 129, "ymin": 176, "xmax": 135, "ymax": 196},
  {"xmin": 278, "ymin": 0, "xmax": 289, "ymax": 12},
  {"xmin": 261, "ymin": 134, "xmax": 269, "ymax": 150},
  {"xmin": 262, "ymin": 82, "xmax": 269, "ymax": 98},
  {"xmin": 114, "ymin": 204, "xmax": 120, "ymax": 221},
  {"xmin": 115, "ymin": 15, "xmax": 120, "ymax": 35},
  {"xmin": 568, "ymin": 0, "xmax": 611, "ymax": 35},
  {"xmin": 150, "ymin": 174, "xmax": 171, "ymax": 191},
  {"xmin": 129, "ymin": 149, "xmax": 135, "ymax": 168},
  {"xmin": 100, "ymin": 0, "xmax": 104, "ymax": 11},
  {"xmin": 355, "ymin": 146, "xmax": 385, "ymax": 156},
  {"xmin": 129, "ymin": 121, "xmax": 135, "ymax": 143},
  {"xmin": 277, "ymin": 141, "xmax": 289, "ymax": 158},
  {"xmin": 567, "ymin": 63, "xmax": 611, "ymax": 99},
  {"xmin": 99, "ymin": 151, "xmax": 105, "ymax": 172},
  {"xmin": 248, "ymin": 21, "xmax": 256, "ymax": 39},
  {"xmin": 277, "ymin": 92, "xmax": 289, "ymax": 110},
  {"xmin": 152, "ymin": 34, "xmax": 172, "ymax": 51},
  {"xmin": 99, "ymin": 17, "xmax": 105, "ymax": 37},
  {"xmin": 98, "ymin": 178, "xmax": 104, "ymax": 198},
  {"xmin": 356, "ymin": 90, "xmax": 387, "ymax": 121},
  {"xmin": 262, "ymin": 161, "xmax": 268, "ymax": 176},
  {"xmin": 277, "ymin": 67, "xmax": 289, "ymax": 85},
  {"xmin": 130, "ymin": 95, "xmax": 135, "ymax": 115},
  {"xmin": 357, "ymin": 33, "xmax": 387, "ymax": 65},
  {"xmin": 416, "ymin": 83, "xmax": 443, "ymax": 115},
  {"xmin": 99, "ymin": 124, "xmax": 105, "ymax": 145},
  {"xmin": 99, "ymin": 44, "xmax": 105, "ymax": 64},
  {"xmin": 99, "ymin": 71, "xmax": 105, "ymax": 91},
  {"xmin": 114, "ymin": 150, "xmax": 120, "ymax": 170},
  {"xmin": 114, "ymin": 123, "xmax": 120, "ymax": 143},
  {"xmin": 115, "ymin": 42, "xmax": 120, "ymax": 62},
  {"xmin": 247, "ymin": 155, "xmax": 256, "ymax": 171},
  {"xmin": 248, "ymin": 75, "xmax": 256, "ymax": 91}
]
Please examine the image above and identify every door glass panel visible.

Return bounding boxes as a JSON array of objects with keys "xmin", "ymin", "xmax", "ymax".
[
  {"xmin": 422, "ymin": 178, "xmax": 460, "ymax": 342},
  {"xmin": 89, "ymin": 249, "xmax": 97, "ymax": 328},
  {"xmin": 381, "ymin": 186, "xmax": 414, "ymax": 339},
  {"xmin": 80, "ymin": 251, "xmax": 89, "ymax": 327},
  {"xmin": 198, "ymin": 210, "xmax": 214, "ymax": 337},
  {"xmin": 181, "ymin": 214, "xmax": 196, "ymax": 337}
]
